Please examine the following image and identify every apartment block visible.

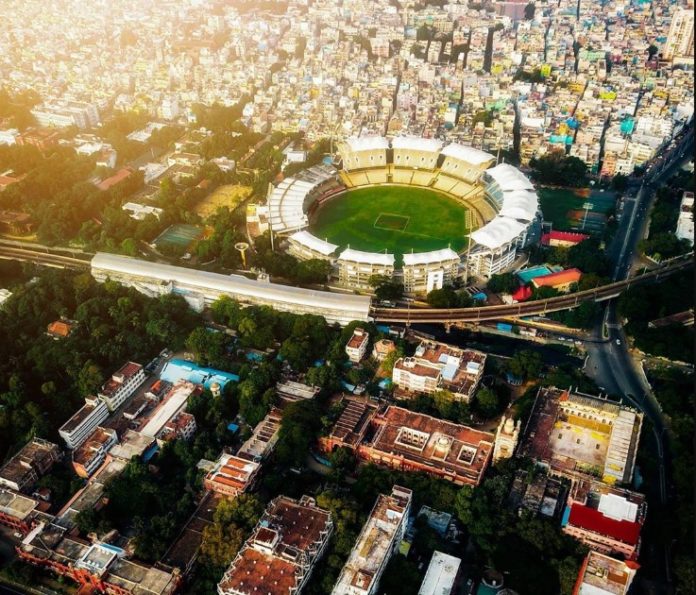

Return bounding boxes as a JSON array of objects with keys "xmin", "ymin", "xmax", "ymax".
[
  {"xmin": 59, "ymin": 399, "xmax": 109, "ymax": 449},
  {"xmin": 345, "ymin": 328, "xmax": 370, "ymax": 363},
  {"xmin": 98, "ymin": 362, "xmax": 146, "ymax": 411},
  {"xmin": 332, "ymin": 486, "xmax": 412, "ymax": 595}
]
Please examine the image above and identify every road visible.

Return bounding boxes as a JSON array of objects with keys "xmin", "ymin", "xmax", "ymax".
[{"xmin": 583, "ymin": 122, "xmax": 693, "ymax": 592}]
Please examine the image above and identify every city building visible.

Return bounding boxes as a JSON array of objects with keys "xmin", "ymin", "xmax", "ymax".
[
  {"xmin": 336, "ymin": 249, "xmax": 396, "ymax": 290},
  {"xmin": 138, "ymin": 381, "xmax": 200, "ymax": 439},
  {"xmin": 0, "ymin": 489, "xmax": 43, "ymax": 534},
  {"xmin": 572, "ymin": 551, "xmax": 639, "ymax": 595},
  {"xmin": 402, "ymin": 249, "xmax": 461, "ymax": 294},
  {"xmin": 287, "ymin": 230, "xmax": 339, "ymax": 263},
  {"xmin": 372, "ymin": 339, "xmax": 396, "ymax": 362},
  {"xmin": 541, "ymin": 231, "xmax": 590, "ymax": 248},
  {"xmin": 675, "ymin": 190, "xmax": 694, "ymax": 245},
  {"xmin": 320, "ymin": 401, "xmax": 494, "ymax": 487},
  {"xmin": 237, "ymin": 409, "xmax": 282, "ymax": 462},
  {"xmin": 663, "ymin": 7, "xmax": 694, "ymax": 62},
  {"xmin": 0, "ymin": 438, "xmax": 61, "ymax": 493},
  {"xmin": 563, "ymin": 483, "xmax": 646, "ymax": 560},
  {"xmin": 122, "ymin": 202, "xmax": 164, "ymax": 221},
  {"xmin": 508, "ymin": 469, "xmax": 568, "ymax": 520},
  {"xmin": 71, "ymin": 427, "xmax": 118, "ymax": 478},
  {"xmin": 531, "ymin": 268, "xmax": 583, "ymax": 292},
  {"xmin": 217, "ymin": 495, "xmax": 333, "ymax": 595},
  {"xmin": 156, "ymin": 412, "xmax": 197, "ymax": 445},
  {"xmin": 518, "ymin": 387, "xmax": 643, "ymax": 486},
  {"xmin": 493, "ymin": 416, "xmax": 521, "ymax": 463},
  {"xmin": 46, "ymin": 319, "xmax": 77, "ymax": 339},
  {"xmin": 345, "ymin": 327, "xmax": 370, "ymax": 363},
  {"xmin": 418, "ymin": 551, "xmax": 462, "ymax": 595},
  {"xmin": 203, "ymin": 453, "xmax": 261, "ymax": 497},
  {"xmin": 98, "ymin": 361, "xmax": 146, "ymax": 411},
  {"xmin": 331, "ymin": 486, "xmax": 412, "ymax": 595},
  {"xmin": 392, "ymin": 340, "xmax": 486, "ymax": 402},
  {"xmin": 59, "ymin": 399, "xmax": 109, "ymax": 449},
  {"xmin": 91, "ymin": 252, "xmax": 371, "ymax": 326}
]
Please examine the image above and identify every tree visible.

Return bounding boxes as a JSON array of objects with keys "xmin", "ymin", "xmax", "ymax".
[
  {"xmin": 328, "ymin": 446, "xmax": 356, "ymax": 482},
  {"xmin": 611, "ymin": 173, "xmax": 628, "ymax": 192},
  {"xmin": 426, "ymin": 286, "xmax": 473, "ymax": 308},
  {"xmin": 524, "ymin": 2, "xmax": 536, "ymax": 19},
  {"xmin": 77, "ymin": 360, "xmax": 103, "ymax": 397},
  {"xmin": 475, "ymin": 387, "xmax": 501, "ymax": 418},
  {"xmin": 487, "ymin": 272, "xmax": 518, "ymax": 294},
  {"xmin": 275, "ymin": 400, "xmax": 322, "ymax": 467},
  {"xmin": 508, "ymin": 349, "xmax": 543, "ymax": 380},
  {"xmin": 369, "ymin": 275, "xmax": 404, "ymax": 302},
  {"xmin": 647, "ymin": 44, "xmax": 659, "ymax": 60}
]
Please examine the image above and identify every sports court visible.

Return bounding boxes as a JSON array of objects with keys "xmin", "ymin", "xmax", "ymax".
[
  {"xmin": 539, "ymin": 188, "xmax": 616, "ymax": 233},
  {"xmin": 153, "ymin": 224, "xmax": 204, "ymax": 251},
  {"xmin": 310, "ymin": 185, "xmax": 471, "ymax": 262}
]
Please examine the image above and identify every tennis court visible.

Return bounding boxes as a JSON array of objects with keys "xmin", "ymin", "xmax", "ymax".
[
  {"xmin": 153, "ymin": 224, "xmax": 204, "ymax": 250},
  {"xmin": 539, "ymin": 188, "xmax": 616, "ymax": 233}
]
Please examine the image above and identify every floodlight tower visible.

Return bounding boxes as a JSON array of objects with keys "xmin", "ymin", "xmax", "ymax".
[{"xmin": 235, "ymin": 242, "xmax": 250, "ymax": 268}]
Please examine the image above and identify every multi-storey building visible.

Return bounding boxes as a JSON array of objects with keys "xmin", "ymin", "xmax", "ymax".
[
  {"xmin": 319, "ymin": 400, "xmax": 495, "ymax": 487},
  {"xmin": 418, "ymin": 551, "xmax": 462, "ymax": 595},
  {"xmin": 336, "ymin": 249, "xmax": 396, "ymax": 290},
  {"xmin": 331, "ymin": 486, "xmax": 412, "ymax": 595},
  {"xmin": 675, "ymin": 190, "xmax": 694, "ymax": 244},
  {"xmin": 217, "ymin": 495, "xmax": 333, "ymax": 595},
  {"xmin": 98, "ymin": 362, "xmax": 146, "ymax": 412},
  {"xmin": 203, "ymin": 454, "xmax": 261, "ymax": 498},
  {"xmin": 345, "ymin": 328, "xmax": 370, "ymax": 363},
  {"xmin": 402, "ymin": 249, "xmax": 461, "ymax": 294},
  {"xmin": 0, "ymin": 439, "xmax": 61, "ymax": 493},
  {"xmin": 663, "ymin": 7, "xmax": 694, "ymax": 61},
  {"xmin": 392, "ymin": 340, "xmax": 486, "ymax": 402},
  {"xmin": 71, "ymin": 427, "xmax": 118, "ymax": 479},
  {"xmin": 59, "ymin": 399, "xmax": 109, "ymax": 449},
  {"xmin": 572, "ymin": 551, "xmax": 639, "ymax": 595}
]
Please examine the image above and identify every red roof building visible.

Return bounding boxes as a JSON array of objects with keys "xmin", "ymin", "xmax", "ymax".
[
  {"xmin": 541, "ymin": 231, "xmax": 590, "ymax": 247},
  {"xmin": 531, "ymin": 268, "xmax": 582, "ymax": 291},
  {"xmin": 97, "ymin": 167, "xmax": 133, "ymax": 191},
  {"xmin": 512, "ymin": 285, "xmax": 533, "ymax": 302}
]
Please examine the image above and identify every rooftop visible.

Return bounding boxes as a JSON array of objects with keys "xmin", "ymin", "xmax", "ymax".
[
  {"xmin": 519, "ymin": 387, "xmax": 642, "ymax": 485},
  {"xmin": 333, "ymin": 486, "xmax": 412, "ymax": 594},
  {"xmin": 59, "ymin": 401, "xmax": 105, "ymax": 434},
  {"xmin": 323, "ymin": 399, "xmax": 378, "ymax": 449},
  {"xmin": 72, "ymin": 427, "xmax": 117, "ymax": 467},
  {"xmin": 368, "ymin": 407, "xmax": 494, "ymax": 485},
  {"xmin": 205, "ymin": 453, "xmax": 260, "ymax": 494},
  {"xmin": 418, "ymin": 551, "xmax": 462, "ymax": 595},
  {"xmin": 574, "ymin": 551, "xmax": 639, "ymax": 595}
]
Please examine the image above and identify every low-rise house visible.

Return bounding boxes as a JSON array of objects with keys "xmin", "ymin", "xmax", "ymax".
[{"xmin": 346, "ymin": 328, "xmax": 370, "ymax": 363}]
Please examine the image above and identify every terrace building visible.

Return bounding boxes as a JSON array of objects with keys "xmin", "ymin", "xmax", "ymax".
[
  {"xmin": 331, "ymin": 486, "xmax": 412, "ymax": 595},
  {"xmin": 59, "ymin": 399, "xmax": 109, "ymax": 449},
  {"xmin": 98, "ymin": 362, "xmax": 146, "ymax": 412},
  {"xmin": 675, "ymin": 191, "xmax": 694, "ymax": 245},
  {"xmin": 203, "ymin": 454, "xmax": 261, "ymax": 498},
  {"xmin": 392, "ymin": 340, "xmax": 486, "ymax": 402},
  {"xmin": 336, "ymin": 249, "xmax": 396, "ymax": 290},
  {"xmin": 237, "ymin": 409, "xmax": 282, "ymax": 462},
  {"xmin": 418, "ymin": 551, "xmax": 462, "ymax": 595},
  {"xmin": 217, "ymin": 495, "xmax": 333, "ymax": 595},
  {"xmin": 320, "ymin": 401, "xmax": 494, "ymax": 487},
  {"xmin": 0, "ymin": 439, "xmax": 61, "ymax": 493},
  {"xmin": 518, "ymin": 387, "xmax": 643, "ymax": 487},
  {"xmin": 572, "ymin": 551, "xmax": 639, "ymax": 595},
  {"xmin": 287, "ymin": 231, "xmax": 339, "ymax": 263},
  {"xmin": 345, "ymin": 328, "xmax": 370, "ymax": 363},
  {"xmin": 156, "ymin": 412, "xmax": 197, "ymax": 445},
  {"xmin": 402, "ymin": 249, "xmax": 461, "ymax": 294},
  {"xmin": 563, "ymin": 483, "xmax": 647, "ymax": 560},
  {"xmin": 71, "ymin": 427, "xmax": 118, "ymax": 479}
]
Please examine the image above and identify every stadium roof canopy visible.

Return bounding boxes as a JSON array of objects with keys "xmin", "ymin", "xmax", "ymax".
[
  {"xmin": 485, "ymin": 163, "xmax": 535, "ymax": 191},
  {"xmin": 391, "ymin": 136, "xmax": 443, "ymax": 153},
  {"xmin": 337, "ymin": 248, "xmax": 395, "ymax": 266},
  {"xmin": 288, "ymin": 231, "xmax": 339, "ymax": 256},
  {"xmin": 440, "ymin": 143, "xmax": 495, "ymax": 165},
  {"xmin": 470, "ymin": 217, "xmax": 528, "ymax": 249},
  {"xmin": 402, "ymin": 248, "xmax": 460, "ymax": 266},
  {"xmin": 344, "ymin": 136, "xmax": 390, "ymax": 152},
  {"xmin": 499, "ymin": 190, "xmax": 538, "ymax": 221}
]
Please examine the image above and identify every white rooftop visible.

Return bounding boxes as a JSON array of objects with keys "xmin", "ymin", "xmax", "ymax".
[
  {"xmin": 470, "ymin": 217, "xmax": 528, "ymax": 249},
  {"xmin": 344, "ymin": 136, "xmax": 390, "ymax": 152},
  {"xmin": 440, "ymin": 143, "xmax": 495, "ymax": 165},
  {"xmin": 486, "ymin": 163, "xmax": 535, "ymax": 191},
  {"xmin": 338, "ymin": 248, "xmax": 395, "ymax": 266},
  {"xmin": 402, "ymin": 248, "xmax": 460, "ymax": 266},
  {"xmin": 288, "ymin": 230, "xmax": 339, "ymax": 256},
  {"xmin": 598, "ymin": 493, "xmax": 638, "ymax": 523},
  {"xmin": 391, "ymin": 136, "xmax": 443, "ymax": 153},
  {"xmin": 418, "ymin": 551, "xmax": 462, "ymax": 595},
  {"xmin": 139, "ymin": 381, "xmax": 197, "ymax": 439}
]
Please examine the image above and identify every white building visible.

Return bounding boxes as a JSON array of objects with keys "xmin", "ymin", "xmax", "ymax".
[
  {"xmin": 345, "ymin": 328, "xmax": 370, "ymax": 363},
  {"xmin": 97, "ymin": 362, "xmax": 146, "ymax": 412},
  {"xmin": 0, "ymin": 129, "xmax": 20, "ymax": 146},
  {"xmin": 71, "ymin": 427, "xmax": 118, "ymax": 478},
  {"xmin": 122, "ymin": 202, "xmax": 164, "ymax": 221},
  {"xmin": 664, "ymin": 7, "xmax": 694, "ymax": 62},
  {"xmin": 337, "ymin": 248, "xmax": 395, "ymax": 289},
  {"xmin": 59, "ymin": 399, "xmax": 109, "ymax": 449},
  {"xmin": 418, "ymin": 551, "xmax": 462, "ymax": 595},
  {"xmin": 675, "ymin": 191, "xmax": 694, "ymax": 245},
  {"xmin": 402, "ymin": 248, "xmax": 461, "ymax": 293},
  {"xmin": 90, "ymin": 252, "xmax": 371, "ymax": 326},
  {"xmin": 331, "ymin": 486, "xmax": 412, "ymax": 595},
  {"xmin": 287, "ymin": 230, "xmax": 339, "ymax": 262}
]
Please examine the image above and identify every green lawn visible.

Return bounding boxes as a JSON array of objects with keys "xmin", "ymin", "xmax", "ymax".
[{"xmin": 310, "ymin": 186, "xmax": 470, "ymax": 263}]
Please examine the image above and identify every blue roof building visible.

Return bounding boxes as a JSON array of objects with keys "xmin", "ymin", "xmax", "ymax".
[{"xmin": 160, "ymin": 359, "xmax": 239, "ymax": 391}]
